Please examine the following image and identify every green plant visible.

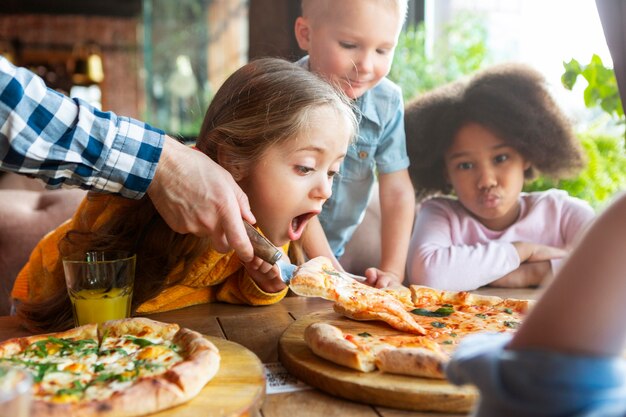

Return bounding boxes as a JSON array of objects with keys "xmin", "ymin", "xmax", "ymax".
[
  {"xmin": 562, "ymin": 54, "xmax": 624, "ymax": 121},
  {"xmin": 525, "ymin": 133, "xmax": 626, "ymax": 210},
  {"xmin": 389, "ymin": 12, "xmax": 489, "ymax": 102},
  {"xmin": 561, "ymin": 54, "xmax": 625, "ymax": 148},
  {"xmin": 526, "ymin": 55, "xmax": 626, "ymax": 209}
]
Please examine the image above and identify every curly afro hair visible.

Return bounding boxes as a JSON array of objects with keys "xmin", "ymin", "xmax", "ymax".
[{"xmin": 405, "ymin": 63, "xmax": 585, "ymax": 200}]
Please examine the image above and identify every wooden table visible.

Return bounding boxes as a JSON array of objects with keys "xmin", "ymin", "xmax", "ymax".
[{"xmin": 0, "ymin": 287, "xmax": 540, "ymax": 417}]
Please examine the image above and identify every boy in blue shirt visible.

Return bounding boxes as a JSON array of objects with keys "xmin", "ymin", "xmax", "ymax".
[{"xmin": 294, "ymin": 0, "xmax": 415, "ymax": 288}]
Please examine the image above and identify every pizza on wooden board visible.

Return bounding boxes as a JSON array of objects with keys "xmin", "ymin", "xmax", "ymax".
[
  {"xmin": 0, "ymin": 317, "xmax": 220, "ymax": 417},
  {"xmin": 290, "ymin": 257, "xmax": 533, "ymax": 379}
]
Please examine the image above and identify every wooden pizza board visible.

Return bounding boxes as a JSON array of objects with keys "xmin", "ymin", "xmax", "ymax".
[
  {"xmin": 278, "ymin": 310, "xmax": 478, "ymax": 413},
  {"xmin": 151, "ymin": 336, "xmax": 265, "ymax": 417}
]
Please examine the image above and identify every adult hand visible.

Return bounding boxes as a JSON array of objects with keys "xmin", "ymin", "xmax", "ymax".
[{"xmin": 147, "ymin": 136, "xmax": 255, "ymax": 261}]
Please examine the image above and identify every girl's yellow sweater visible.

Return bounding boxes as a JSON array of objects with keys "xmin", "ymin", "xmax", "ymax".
[{"xmin": 12, "ymin": 193, "xmax": 288, "ymax": 314}]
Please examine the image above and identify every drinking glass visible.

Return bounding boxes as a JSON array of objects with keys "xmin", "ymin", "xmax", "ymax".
[
  {"xmin": 0, "ymin": 365, "xmax": 32, "ymax": 417},
  {"xmin": 62, "ymin": 251, "xmax": 136, "ymax": 326}
]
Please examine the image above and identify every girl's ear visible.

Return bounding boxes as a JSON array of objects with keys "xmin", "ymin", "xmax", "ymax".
[
  {"xmin": 523, "ymin": 159, "xmax": 532, "ymax": 172},
  {"xmin": 217, "ymin": 148, "xmax": 246, "ymax": 181},
  {"xmin": 294, "ymin": 17, "xmax": 312, "ymax": 51}
]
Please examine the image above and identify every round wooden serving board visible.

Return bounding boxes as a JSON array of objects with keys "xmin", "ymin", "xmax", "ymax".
[
  {"xmin": 278, "ymin": 310, "xmax": 477, "ymax": 413},
  {"xmin": 153, "ymin": 336, "xmax": 265, "ymax": 417}
]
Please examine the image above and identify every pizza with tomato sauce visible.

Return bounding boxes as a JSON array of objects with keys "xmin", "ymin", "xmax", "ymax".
[
  {"xmin": 290, "ymin": 258, "xmax": 532, "ymax": 379},
  {"xmin": 0, "ymin": 318, "xmax": 219, "ymax": 417}
]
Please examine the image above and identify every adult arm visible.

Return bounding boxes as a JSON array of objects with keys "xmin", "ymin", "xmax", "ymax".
[
  {"xmin": 445, "ymin": 193, "xmax": 626, "ymax": 417},
  {"xmin": 509, "ymin": 192, "xmax": 626, "ymax": 356},
  {"xmin": 406, "ymin": 200, "xmax": 520, "ymax": 290},
  {"xmin": 0, "ymin": 57, "xmax": 254, "ymax": 260},
  {"xmin": 0, "ymin": 56, "xmax": 162, "ymax": 198}
]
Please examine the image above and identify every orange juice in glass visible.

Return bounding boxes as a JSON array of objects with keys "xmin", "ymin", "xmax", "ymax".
[{"xmin": 62, "ymin": 251, "xmax": 135, "ymax": 326}]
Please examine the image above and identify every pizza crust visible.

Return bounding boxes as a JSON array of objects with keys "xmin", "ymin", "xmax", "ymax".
[
  {"xmin": 376, "ymin": 346, "xmax": 446, "ymax": 379},
  {"xmin": 304, "ymin": 322, "xmax": 376, "ymax": 372},
  {"xmin": 304, "ymin": 323, "xmax": 448, "ymax": 379},
  {"xmin": 409, "ymin": 285, "xmax": 534, "ymax": 312}
]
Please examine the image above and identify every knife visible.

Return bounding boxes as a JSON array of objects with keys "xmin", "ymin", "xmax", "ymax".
[{"xmin": 243, "ymin": 221, "xmax": 365, "ymax": 284}]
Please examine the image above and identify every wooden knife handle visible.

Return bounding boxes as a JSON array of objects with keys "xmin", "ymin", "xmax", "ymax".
[{"xmin": 243, "ymin": 221, "xmax": 282, "ymax": 265}]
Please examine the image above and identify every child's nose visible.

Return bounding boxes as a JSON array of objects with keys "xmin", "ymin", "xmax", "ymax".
[
  {"xmin": 478, "ymin": 167, "xmax": 498, "ymax": 189},
  {"xmin": 355, "ymin": 51, "xmax": 374, "ymax": 73},
  {"xmin": 312, "ymin": 176, "xmax": 333, "ymax": 200}
]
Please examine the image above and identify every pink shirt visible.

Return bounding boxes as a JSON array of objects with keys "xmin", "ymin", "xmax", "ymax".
[{"xmin": 406, "ymin": 189, "xmax": 595, "ymax": 290}]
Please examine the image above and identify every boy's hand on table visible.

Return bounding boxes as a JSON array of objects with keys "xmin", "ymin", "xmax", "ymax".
[{"xmin": 363, "ymin": 267, "xmax": 401, "ymax": 288}]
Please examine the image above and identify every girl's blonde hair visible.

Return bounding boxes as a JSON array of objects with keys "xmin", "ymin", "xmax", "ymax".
[
  {"xmin": 17, "ymin": 58, "xmax": 356, "ymax": 331},
  {"xmin": 197, "ymin": 57, "xmax": 357, "ymax": 175}
]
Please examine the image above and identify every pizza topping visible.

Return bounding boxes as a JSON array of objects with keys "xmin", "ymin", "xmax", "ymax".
[
  {"xmin": 125, "ymin": 335, "xmax": 156, "ymax": 348},
  {"xmin": 411, "ymin": 307, "xmax": 454, "ymax": 317}
]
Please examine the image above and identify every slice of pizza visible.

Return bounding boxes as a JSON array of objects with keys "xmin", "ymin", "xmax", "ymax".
[
  {"xmin": 305, "ymin": 322, "xmax": 447, "ymax": 378},
  {"xmin": 290, "ymin": 256, "xmax": 426, "ymax": 335}
]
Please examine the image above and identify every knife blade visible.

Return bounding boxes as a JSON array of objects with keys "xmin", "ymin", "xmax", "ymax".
[{"xmin": 243, "ymin": 221, "xmax": 365, "ymax": 284}]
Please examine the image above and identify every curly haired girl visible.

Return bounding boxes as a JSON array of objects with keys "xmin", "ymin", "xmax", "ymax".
[
  {"xmin": 12, "ymin": 58, "xmax": 357, "ymax": 331},
  {"xmin": 405, "ymin": 63, "xmax": 595, "ymax": 291}
]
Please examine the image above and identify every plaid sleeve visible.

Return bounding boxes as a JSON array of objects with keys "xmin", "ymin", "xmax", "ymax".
[{"xmin": 0, "ymin": 56, "xmax": 164, "ymax": 199}]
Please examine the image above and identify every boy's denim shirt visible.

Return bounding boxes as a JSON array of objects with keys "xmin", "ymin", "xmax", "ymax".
[{"xmin": 296, "ymin": 56, "xmax": 409, "ymax": 257}]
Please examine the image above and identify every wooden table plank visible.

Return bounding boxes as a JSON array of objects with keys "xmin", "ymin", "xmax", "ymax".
[
  {"xmin": 220, "ymin": 310, "xmax": 295, "ymax": 363},
  {"xmin": 147, "ymin": 306, "xmax": 225, "ymax": 338},
  {"xmin": 262, "ymin": 390, "xmax": 379, "ymax": 417}
]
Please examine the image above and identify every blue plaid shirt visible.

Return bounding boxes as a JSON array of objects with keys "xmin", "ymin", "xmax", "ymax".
[{"xmin": 0, "ymin": 57, "xmax": 164, "ymax": 199}]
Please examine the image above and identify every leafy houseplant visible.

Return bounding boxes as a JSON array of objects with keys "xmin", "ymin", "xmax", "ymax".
[
  {"xmin": 525, "ymin": 55, "xmax": 626, "ymax": 210},
  {"xmin": 562, "ymin": 54, "xmax": 624, "ymax": 126},
  {"xmin": 524, "ymin": 133, "xmax": 626, "ymax": 210}
]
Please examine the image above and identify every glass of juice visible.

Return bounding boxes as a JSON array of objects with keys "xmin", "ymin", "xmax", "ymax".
[
  {"xmin": 0, "ymin": 365, "xmax": 32, "ymax": 417},
  {"xmin": 62, "ymin": 251, "xmax": 136, "ymax": 326}
]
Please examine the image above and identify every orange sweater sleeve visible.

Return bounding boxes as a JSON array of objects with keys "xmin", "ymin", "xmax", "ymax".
[{"xmin": 136, "ymin": 242, "xmax": 289, "ymax": 313}]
